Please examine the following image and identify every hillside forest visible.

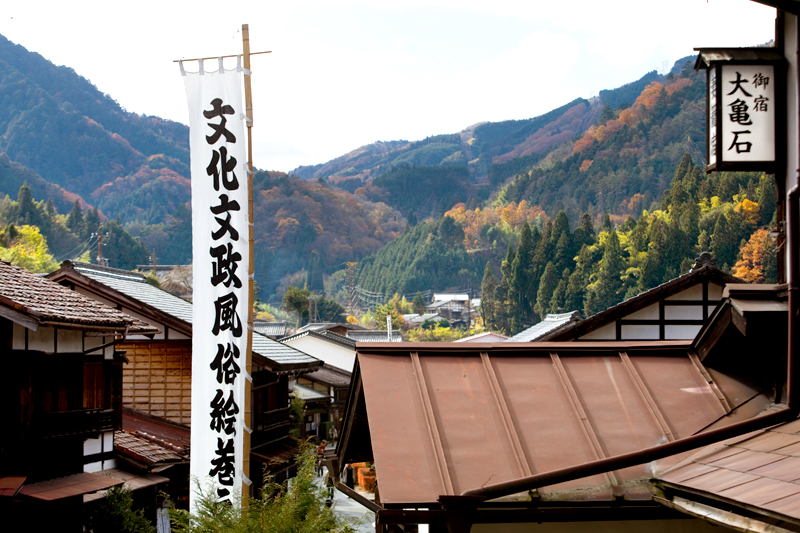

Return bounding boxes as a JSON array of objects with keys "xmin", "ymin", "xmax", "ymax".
[{"xmin": 0, "ymin": 31, "xmax": 781, "ymax": 336}]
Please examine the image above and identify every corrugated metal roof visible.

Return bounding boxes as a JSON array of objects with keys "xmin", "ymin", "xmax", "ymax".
[
  {"xmin": 340, "ymin": 342, "xmax": 744, "ymax": 506},
  {"xmin": 506, "ymin": 312, "xmax": 581, "ymax": 342},
  {"xmin": 19, "ymin": 472, "xmax": 123, "ymax": 501},
  {"xmin": 657, "ymin": 417, "xmax": 800, "ymax": 523}
]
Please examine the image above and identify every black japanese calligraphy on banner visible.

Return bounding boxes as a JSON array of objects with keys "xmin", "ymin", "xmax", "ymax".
[{"xmin": 182, "ymin": 57, "xmax": 249, "ymax": 510}]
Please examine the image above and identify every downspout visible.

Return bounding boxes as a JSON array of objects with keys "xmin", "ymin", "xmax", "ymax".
[{"xmin": 460, "ymin": 188, "xmax": 800, "ymax": 501}]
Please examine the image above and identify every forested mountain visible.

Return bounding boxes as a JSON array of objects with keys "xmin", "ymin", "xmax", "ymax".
[
  {"xmin": 0, "ymin": 31, "xmax": 767, "ymax": 320},
  {"xmin": 0, "ymin": 35, "xmax": 189, "ymax": 209}
]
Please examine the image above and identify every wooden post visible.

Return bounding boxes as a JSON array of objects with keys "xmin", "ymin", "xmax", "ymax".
[{"xmin": 242, "ymin": 22, "xmax": 254, "ymax": 500}]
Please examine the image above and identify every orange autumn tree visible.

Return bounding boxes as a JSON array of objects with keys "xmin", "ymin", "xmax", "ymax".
[
  {"xmin": 573, "ymin": 78, "xmax": 693, "ymax": 155},
  {"xmin": 733, "ymin": 229, "xmax": 777, "ymax": 283},
  {"xmin": 444, "ymin": 201, "xmax": 549, "ymax": 248}
]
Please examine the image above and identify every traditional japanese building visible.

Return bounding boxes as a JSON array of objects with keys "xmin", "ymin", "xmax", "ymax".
[
  {"xmin": 536, "ymin": 256, "xmax": 741, "ymax": 342},
  {"xmin": 0, "ymin": 260, "xmax": 159, "ymax": 532},
  {"xmin": 47, "ymin": 261, "xmax": 322, "ymax": 491}
]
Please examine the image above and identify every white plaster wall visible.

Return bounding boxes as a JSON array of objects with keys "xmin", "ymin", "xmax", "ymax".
[
  {"xmin": 580, "ymin": 323, "xmax": 616, "ymax": 340},
  {"xmin": 28, "ymin": 326, "xmax": 54, "ymax": 352},
  {"xmin": 84, "ymin": 436, "xmax": 102, "ymax": 455},
  {"xmin": 84, "ymin": 461, "xmax": 102, "ymax": 473},
  {"xmin": 57, "ymin": 328, "xmax": 82, "ymax": 353},
  {"xmin": 12, "ymin": 322, "xmax": 25, "ymax": 350},
  {"xmin": 284, "ymin": 336, "xmax": 355, "ymax": 372},
  {"xmin": 708, "ymin": 283, "xmax": 724, "ymax": 300},
  {"xmin": 665, "ymin": 325, "xmax": 702, "ymax": 340},
  {"xmin": 620, "ymin": 325, "xmax": 659, "ymax": 340},
  {"xmin": 666, "ymin": 284, "xmax": 702, "ymax": 301},
  {"xmin": 665, "ymin": 306, "xmax": 703, "ymax": 320},
  {"xmin": 626, "ymin": 304, "xmax": 659, "ymax": 320}
]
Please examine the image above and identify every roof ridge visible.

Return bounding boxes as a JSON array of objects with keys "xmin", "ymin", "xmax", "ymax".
[{"xmin": 66, "ymin": 260, "xmax": 147, "ymax": 282}]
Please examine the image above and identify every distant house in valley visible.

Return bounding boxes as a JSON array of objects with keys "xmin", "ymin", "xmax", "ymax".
[
  {"xmin": 296, "ymin": 322, "xmax": 365, "ymax": 336},
  {"xmin": 347, "ymin": 329, "xmax": 403, "ymax": 343},
  {"xmin": 47, "ymin": 261, "xmax": 322, "ymax": 494},
  {"xmin": 0, "ymin": 260, "xmax": 161, "ymax": 532},
  {"xmin": 426, "ymin": 293, "xmax": 472, "ymax": 323},
  {"xmin": 402, "ymin": 313, "xmax": 444, "ymax": 328}
]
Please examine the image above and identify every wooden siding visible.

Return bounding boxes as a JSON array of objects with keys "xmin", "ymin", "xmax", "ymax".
[{"xmin": 120, "ymin": 340, "xmax": 192, "ymax": 426}]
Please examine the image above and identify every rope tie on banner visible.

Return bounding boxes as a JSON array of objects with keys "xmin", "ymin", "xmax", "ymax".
[
  {"xmin": 218, "ymin": 56, "xmax": 224, "ymax": 74},
  {"xmin": 242, "ymin": 419, "xmax": 253, "ymax": 434},
  {"xmin": 244, "ymin": 371, "xmax": 253, "ymax": 383},
  {"xmin": 236, "ymin": 55, "xmax": 252, "ymax": 77},
  {"xmin": 178, "ymin": 60, "xmax": 186, "ymax": 77},
  {"xmin": 198, "ymin": 58, "xmax": 205, "ymax": 76},
  {"xmin": 241, "ymin": 471, "xmax": 252, "ymax": 486}
]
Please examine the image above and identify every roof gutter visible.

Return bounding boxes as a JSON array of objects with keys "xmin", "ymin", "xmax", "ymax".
[
  {"xmin": 654, "ymin": 495, "xmax": 797, "ymax": 533},
  {"xmin": 460, "ymin": 185, "xmax": 800, "ymax": 501}
]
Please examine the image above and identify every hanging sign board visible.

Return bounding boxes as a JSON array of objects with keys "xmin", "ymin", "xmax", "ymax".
[
  {"xmin": 696, "ymin": 48, "xmax": 785, "ymax": 174},
  {"xmin": 181, "ymin": 57, "xmax": 250, "ymax": 509}
]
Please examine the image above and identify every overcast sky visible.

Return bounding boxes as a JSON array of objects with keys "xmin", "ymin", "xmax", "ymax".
[{"xmin": 0, "ymin": 1, "xmax": 777, "ymax": 173}]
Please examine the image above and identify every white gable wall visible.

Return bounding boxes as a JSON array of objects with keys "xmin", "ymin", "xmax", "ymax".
[{"xmin": 283, "ymin": 336, "xmax": 355, "ymax": 373}]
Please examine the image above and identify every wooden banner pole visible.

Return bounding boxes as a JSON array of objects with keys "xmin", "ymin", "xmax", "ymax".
[{"xmin": 242, "ymin": 22, "xmax": 254, "ymax": 502}]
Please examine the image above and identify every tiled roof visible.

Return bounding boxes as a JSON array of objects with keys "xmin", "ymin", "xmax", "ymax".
[
  {"xmin": 293, "ymin": 383, "xmax": 330, "ymax": 402},
  {"xmin": 304, "ymin": 365, "xmax": 352, "ymax": 387},
  {"xmin": 0, "ymin": 260, "xmax": 138, "ymax": 329},
  {"xmin": 506, "ymin": 312, "xmax": 581, "ymax": 342},
  {"xmin": 58, "ymin": 262, "xmax": 319, "ymax": 370},
  {"xmin": 657, "ymin": 417, "xmax": 800, "ymax": 523},
  {"xmin": 115, "ymin": 430, "xmax": 186, "ymax": 466},
  {"xmin": 347, "ymin": 330, "xmax": 403, "ymax": 342},
  {"xmin": 254, "ymin": 321, "xmax": 288, "ymax": 337},
  {"xmin": 282, "ymin": 329, "xmax": 357, "ymax": 350},
  {"xmin": 252, "ymin": 331, "xmax": 321, "ymax": 369},
  {"xmin": 72, "ymin": 262, "xmax": 194, "ymax": 324}
]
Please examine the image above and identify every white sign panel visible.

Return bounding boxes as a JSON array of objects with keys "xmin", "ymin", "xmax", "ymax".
[
  {"xmin": 182, "ymin": 58, "xmax": 249, "ymax": 508},
  {"xmin": 720, "ymin": 64, "xmax": 775, "ymax": 163}
]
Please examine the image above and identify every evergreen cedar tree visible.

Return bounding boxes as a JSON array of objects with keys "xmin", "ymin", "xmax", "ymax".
[{"xmin": 478, "ymin": 154, "xmax": 777, "ymax": 334}]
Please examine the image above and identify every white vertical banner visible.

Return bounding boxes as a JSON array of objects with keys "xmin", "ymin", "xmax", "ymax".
[{"xmin": 181, "ymin": 57, "xmax": 249, "ymax": 510}]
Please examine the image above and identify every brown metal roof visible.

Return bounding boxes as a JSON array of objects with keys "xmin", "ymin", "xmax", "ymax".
[
  {"xmin": 19, "ymin": 472, "xmax": 123, "ymax": 501},
  {"xmin": 0, "ymin": 476, "xmax": 26, "ymax": 497},
  {"xmin": 0, "ymin": 260, "xmax": 141, "ymax": 330},
  {"xmin": 339, "ymin": 342, "xmax": 743, "ymax": 506},
  {"xmin": 657, "ymin": 418, "xmax": 800, "ymax": 524}
]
